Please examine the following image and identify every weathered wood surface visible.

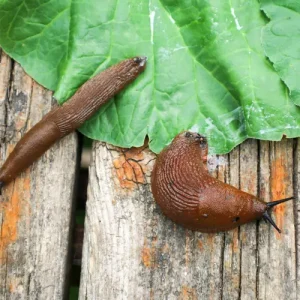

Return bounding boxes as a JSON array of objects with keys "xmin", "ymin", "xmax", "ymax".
[
  {"xmin": 1, "ymin": 50, "xmax": 298, "ymax": 300},
  {"xmin": 0, "ymin": 51, "xmax": 79, "ymax": 299},
  {"xmin": 80, "ymin": 138, "xmax": 298, "ymax": 299}
]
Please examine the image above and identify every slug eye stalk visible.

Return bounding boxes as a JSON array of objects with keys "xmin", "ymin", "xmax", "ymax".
[
  {"xmin": 266, "ymin": 197, "xmax": 294, "ymax": 208},
  {"xmin": 263, "ymin": 197, "xmax": 294, "ymax": 233}
]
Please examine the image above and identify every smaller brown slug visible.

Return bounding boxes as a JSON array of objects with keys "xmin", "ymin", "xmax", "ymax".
[
  {"xmin": 0, "ymin": 57, "xmax": 147, "ymax": 192},
  {"xmin": 151, "ymin": 131, "xmax": 293, "ymax": 233}
]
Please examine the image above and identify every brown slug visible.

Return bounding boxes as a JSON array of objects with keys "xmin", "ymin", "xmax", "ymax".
[
  {"xmin": 151, "ymin": 131, "xmax": 293, "ymax": 233},
  {"xmin": 0, "ymin": 56, "xmax": 147, "ymax": 191}
]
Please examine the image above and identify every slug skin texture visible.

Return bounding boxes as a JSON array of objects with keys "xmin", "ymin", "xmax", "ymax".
[
  {"xmin": 151, "ymin": 131, "xmax": 293, "ymax": 233},
  {"xmin": 0, "ymin": 57, "xmax": 147, "ymax": 190}
]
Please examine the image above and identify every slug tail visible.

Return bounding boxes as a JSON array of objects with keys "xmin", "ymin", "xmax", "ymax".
[{"xmin": 263, "ymin": 197, "xmax": 294, "ymax": 233}]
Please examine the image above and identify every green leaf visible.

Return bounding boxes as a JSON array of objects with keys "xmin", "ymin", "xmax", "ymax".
[
  {"xmin": 1, "ymin": 0, "xmax": 300, "ymax": 154},
  {"xmin": 260, "ymin": 0, "xmax": 300, "ymax": 105}
]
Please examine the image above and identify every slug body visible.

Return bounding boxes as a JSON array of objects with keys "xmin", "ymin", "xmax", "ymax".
[
  {"xmin": 0, "ymin": 57, "xmax": 147, "ymax": 188},
  {"xmin": 151, "ymin": 131, "xmax": 292, "ymax": 233}
]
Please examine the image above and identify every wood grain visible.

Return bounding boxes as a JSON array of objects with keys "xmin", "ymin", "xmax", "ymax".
[
  {"xmin": 258, "ymin": 140, "xmax": 296, "ymax": 299},
  {"xmin": 80, "ymin": 138, "xmax": 298, "ymax": 299},
  {"xmin": 0, "ymin": 51, "xmax": 79, "ymax": 299}
]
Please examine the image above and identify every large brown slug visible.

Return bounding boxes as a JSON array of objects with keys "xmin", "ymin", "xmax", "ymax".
[
  {"xmin": 0, "ymin": 57, "xmax": 147, "ymax": 192},
  {"xmin": 151, "ymin": 131, "xmax": 293, "ymax": 233}
]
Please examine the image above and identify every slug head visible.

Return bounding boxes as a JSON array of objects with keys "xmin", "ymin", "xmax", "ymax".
[
  {"xmin": 108, "ymin": 56, "xmax": 147, "ymax": 88},
  {"xmin": 128, "ymin": 56, "xmax": 147, "ymax": 74},
  {"xmin": 163, "ymin": 131, "xmax": 208, "ymax": 166},
  {"xmin": 171, "ymin": 131, "xmax": 207, "ymax": 151}
]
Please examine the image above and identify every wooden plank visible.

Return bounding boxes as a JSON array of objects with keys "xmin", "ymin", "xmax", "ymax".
[
  {"xmin": 0, "ymin": 52, "xmax": 79, "ymax": 299},
  {"xmin": 80, "ymin": 143, "xmax": 225, "ymax": 299},
  {"xmin": 258, "ymin": 140, "xmax": 296, "ymax": 299},
  {"xmin": 222, "ymin": 145, "xmax": 240, "ymax": 300},
  {"xmin": 81, "ymin": 135, "xmax": 297, "ymax": 299},
  {"xmin": 239, "ymin": 139, "xmax": 259, "ymax": 300}
]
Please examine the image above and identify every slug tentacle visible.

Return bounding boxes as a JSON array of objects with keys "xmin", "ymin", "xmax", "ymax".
[
  {"xmin": 151, "ymin": 131, "xmax": 293, "ymax": 233},
  {"xmin": 263, "ymin": 210, "xmax": 281, "ymax": 233},
  {"xmin": 0, "ymin": 57, "xmax": 147, "ymax": 189},
  {"xmin": 263, "ymin": 197, "xmax": 294, "ymax": 233},
  {"xmin": 266, "ymin": 197, "xmax": 294, "ymax": 208}
]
